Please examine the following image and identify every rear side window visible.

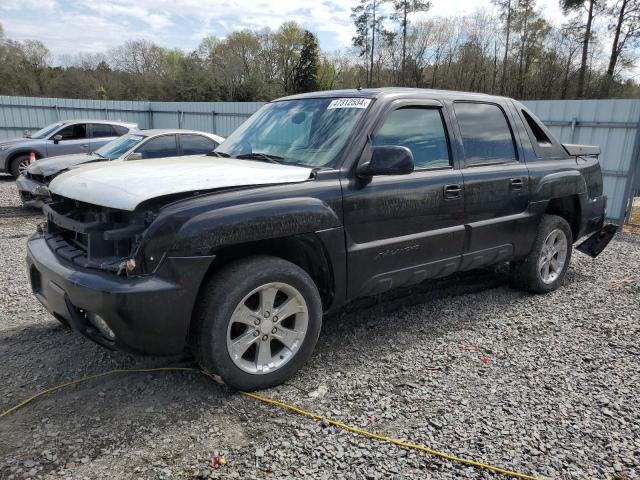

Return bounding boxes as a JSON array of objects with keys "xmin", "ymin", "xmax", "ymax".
[
  {"xmin": 113, "ymin": 125, "xmax": 130, "ymax": 136},
  {"xmin": 180, "ymin": 134, "xmax": 217, "ymax": 155},
  {"xmin": 56, "ymin": 123, "xmax": 87, "ymax": 140},
  {"xmin": 453, "ymin": 102, "xmax": 517, "ymax": 165},
  {"xmin": 373, "ymin": 107, "xmax": 450, "ymax": 169},
  {"xmin": 517, "ymin": 108, "xmax": 567, "ymax": 159},
  {"xmin": 521, "ymin": 110, "xmax": 551, "ymax": 146},
  {"xmin": 136, "ymin": 135, "xmax": 178, "ymax": 159},
  {"xmin": 91, "ymin": 124, "xmax": 116, "ymax": 138}
]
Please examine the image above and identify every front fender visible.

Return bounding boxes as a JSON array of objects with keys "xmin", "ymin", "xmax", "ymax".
[
  {"xmin": 4, "ymin": 147, "xmax": 46, "ymax": 169},
  {"xmin": 146, "ymin": 197, "xmax": 341, "ymax": 258}
]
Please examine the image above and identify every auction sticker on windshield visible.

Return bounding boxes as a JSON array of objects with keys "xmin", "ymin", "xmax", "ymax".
[{"xmin": 327, "ymin": 98, "xmax": 371, "ymax": 109}]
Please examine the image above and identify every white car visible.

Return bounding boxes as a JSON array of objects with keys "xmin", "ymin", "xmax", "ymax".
[{"xmin": 16, "ymin": 129, "xmax": 224, "ymax": 207}]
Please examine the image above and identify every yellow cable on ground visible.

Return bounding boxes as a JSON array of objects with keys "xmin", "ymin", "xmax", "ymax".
[
  {"xmin": 0, "ymin": 367, "xmax": 541, "ymax": 480},
  {"xmin": 0, "ymin": 367, "xmax": 197, "ymax": 419},
  {"xmin": 241, "ymin": 390, "xmax": 541, "ymax": 480}
]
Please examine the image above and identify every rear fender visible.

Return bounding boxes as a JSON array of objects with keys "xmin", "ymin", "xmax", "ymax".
[{"xmin": 531, "ymin": 170, "xmax": 587, "ymax": 203}]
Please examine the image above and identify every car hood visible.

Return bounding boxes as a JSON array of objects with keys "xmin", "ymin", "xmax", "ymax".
[
  {"xmin": 28, "ymin": 153, "xmax": 102, "ymax": 177},
  {"xmin": 49, "ymin": 156, "xmax": 314, "ymax": 211},
  {"xmin": 0, "ymin": 137, "xmax": 31, "ymax": 148}
]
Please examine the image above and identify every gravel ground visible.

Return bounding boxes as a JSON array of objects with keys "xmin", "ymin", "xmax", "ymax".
[{"xmin": 0, "ymin": 174, "xmax": 639, "ymax": 480}]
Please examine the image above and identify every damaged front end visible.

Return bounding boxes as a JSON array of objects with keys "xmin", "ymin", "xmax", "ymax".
[
  {"xmin": 42, "ymin": 195, "xmax": 156, "ymax": 276},
  {"xmin": 27, "ymin": 194, "xmax": 214, "ymax": 354}
]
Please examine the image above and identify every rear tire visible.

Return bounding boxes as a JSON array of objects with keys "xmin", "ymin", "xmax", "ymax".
[
  {"xmin": 10, "ymin": 154, "xmax": 30, "ymax": 179},
  {"xmin": 193, "ymin": 256, "xmax": 322, "ymax": 391},
  {"xmin": 511, "ymin": 214, "xmax": 573, "ymax": 294}
]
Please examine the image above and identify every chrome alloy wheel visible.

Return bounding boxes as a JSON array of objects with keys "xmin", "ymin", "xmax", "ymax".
[
  {"xmin": 538, "ymin": 228, "xmax": 568, "ymax": 284},
  {"xmin": 18, "ymin": 157, "xmax": 30, "ymax": 175},
  {"xmin": 226, "ymin": 282, "xmax": 309, "ymax": 374}
]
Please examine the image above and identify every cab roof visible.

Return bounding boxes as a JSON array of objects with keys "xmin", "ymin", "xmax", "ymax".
[
  {"xmin": 61, "ymin": 119, "xmax": 138, "ymax": 127},
  {"xmin": 277, "ymin": 87, "xmax": 511, "ymax": 104}
]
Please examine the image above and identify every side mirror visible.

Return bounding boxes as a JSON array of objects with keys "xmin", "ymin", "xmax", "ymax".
[
  {"xmin": 357, "ymin": 145, "xmax": 414, "ymax": 178},
  {"xmin": 23, "ymin": 130, "xmax": 32, "ymax": 138},
  {"xmin": 127, "ymin": 152, "xmax": 143, "ymax": 161},
  {"xmin": 53, "ymin": 134, "xmax": 63, "ymax": 144}
]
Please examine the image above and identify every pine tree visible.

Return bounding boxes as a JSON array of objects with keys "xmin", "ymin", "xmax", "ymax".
[
  {"xmin": 294, "ymin": 31, "xmax": 320, "ymax": 93},
  {"xmin": 387, "ymin": 0, "xmax": 431, "ymax": 86},
  {"xmin": 561, "ymin": 0, "xmax": 600, "ymax": 97}
]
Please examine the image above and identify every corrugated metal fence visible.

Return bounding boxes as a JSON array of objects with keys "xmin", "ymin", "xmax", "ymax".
[
  {"xmin": 0, "ymin": 96, "xmax": 264, "ymax": 139},
  {"xmin": 1, "ymin": 95, "xmax": 638, "ymax": 224}
]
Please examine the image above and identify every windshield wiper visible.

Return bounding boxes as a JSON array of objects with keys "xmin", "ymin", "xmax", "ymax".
[
  {"xmin": 207, "ymin": 151, "xmax": 231, "ymax": 158},
  {"xmin": 235, "ymin": 152, "xmax": 283, "ymax": 164}
]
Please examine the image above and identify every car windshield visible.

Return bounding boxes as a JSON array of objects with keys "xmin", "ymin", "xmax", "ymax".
[
  {"xmin": 29, "ymin": 122, "xmax": 64, "ymax": 139},
  {"xmin": 215, "ymin": 97, "xmax": 372, "ymax": 168},
  {"xmin": 95, "ymin": 134, "xmax": 145, "ymax": 159}
]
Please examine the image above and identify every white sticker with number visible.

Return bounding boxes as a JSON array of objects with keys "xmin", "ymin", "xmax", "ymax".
[{"xmin": 327, "ymin": 98, "xmax": 371, "ymax": 109}]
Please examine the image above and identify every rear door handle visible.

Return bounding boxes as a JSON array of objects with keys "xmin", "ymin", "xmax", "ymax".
[
  {"xmin": 510, "ymin": 178, "xmax": 524, "ymax": 190},
  {"xmin": 443, "ymin": 184, "xmax": 462, "ymax": 199},
  {"xmin": 81, "ymin": 144, "xmax": 89, "ymax": 148}
]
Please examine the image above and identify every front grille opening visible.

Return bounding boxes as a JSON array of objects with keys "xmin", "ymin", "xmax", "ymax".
[{"xmin": 44, "ymin": 196, "xmax": 151, "ymax": 272}]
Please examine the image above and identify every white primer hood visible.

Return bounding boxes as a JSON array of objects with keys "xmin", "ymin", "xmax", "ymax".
[{"xmin": 49, "ymin": 156, "xmax": 313, "ymax": 211}]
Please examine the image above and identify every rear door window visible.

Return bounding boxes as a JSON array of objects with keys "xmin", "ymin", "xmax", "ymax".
[
  {"xmin": 180, "ymin": 134, "xmax": 217, "ymax": 156},
  {"xmin": 135, "ymin": 135, "xmax": 178, "ymax": 159},
  {"xmin": 453, "ymin": 102, "xmax": 517, "ymax": 165},
  {"xmin": 91, "ymin": 124, "xmax": 116, "ymax": 138}
]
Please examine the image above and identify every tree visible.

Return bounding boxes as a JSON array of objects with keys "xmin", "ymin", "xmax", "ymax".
[
  {"xmin": 274, "ymin": 22, "xmax": 307, "ymax": 95},
  {"xmin": 494, "ymin": 0, "xmax": 514, "ymax": 94},
  {"xmin": 512, "ymin": 0, "xmax": 550, "ymax": 98},
  {"xmin": 561, "ymin": 0, "xmax": 599, "ymax": 97},
  {"xmin": 351, "ymin": 0, "xmax": 385, "ymax": 87},
  {"xmin": 0, "ymin": 17, "xmax": 639, "ymax": 101},
  {"xmin": 387, "ymin": 0, "xmax": 431, "ymax": 85},
  {"xmin": 293, "ymin": 31, "xmax": 319, "ymax": 93},
  {"xmin": 606, "ymin": 0, "xmax": 640, "ymax": 78}
]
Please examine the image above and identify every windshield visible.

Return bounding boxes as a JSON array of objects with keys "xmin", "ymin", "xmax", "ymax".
[
  {"xmin": 29, "ymin": 122, "xmax": 63, "ymax": 139},
  {"xmin": 215, "ymin": 97, "xmax": 371, "ymax": 168},
  {"xmin": 95, "ymin": 134, "xmax": 145, "ymax": 159}
]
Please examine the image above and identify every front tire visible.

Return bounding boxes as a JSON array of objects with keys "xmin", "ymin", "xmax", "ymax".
[
  {"xmin": 193, "ymin": 256, "xmax": 322, "ymax": 391},
  {"xmin": 10, "ymin": 154, "xmax": 31, "ymax": 179},
  {"xmin": 511, "ymin": 214, "xmax": 573, "ymax": 294}
]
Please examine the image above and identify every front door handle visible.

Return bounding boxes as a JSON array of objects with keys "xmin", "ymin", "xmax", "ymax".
[
  {"xmin": 81, "ymin": 144, "xmax": 89, "ymax": 148},
  {"xmin": 443, "ymin": 184, "xmax": 462, "ymax": 199},
  {"xmin": 510, "ymin": 178, "xmax": 524, "ymax": 190}
]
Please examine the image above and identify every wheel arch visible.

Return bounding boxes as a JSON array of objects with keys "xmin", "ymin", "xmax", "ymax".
[
  {"xmin": 544, "ymin": 195, "xmax": 581, "ymax": 241},
  {"xmin": 6, "ymin": 148, "xmax": 45, "ymax": 170},
  {"xmin": 197, "ymin": 233, "xmax": 336, "ymax": 312}
]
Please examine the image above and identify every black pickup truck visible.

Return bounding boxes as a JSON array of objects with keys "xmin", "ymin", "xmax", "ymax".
[{"xmin": 26, "ymin": 88, "xmax": 614, "ymax": 390}]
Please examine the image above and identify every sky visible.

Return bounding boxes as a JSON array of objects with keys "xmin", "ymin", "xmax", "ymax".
[{"xmin": 0, "ymin": 0, "xmax": 568, "ymax": 59}]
